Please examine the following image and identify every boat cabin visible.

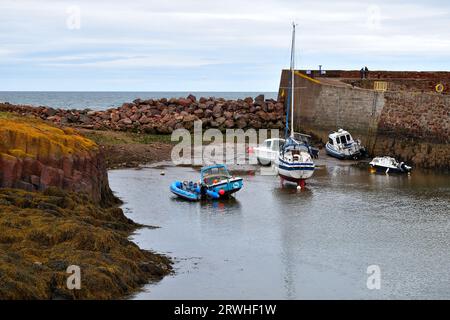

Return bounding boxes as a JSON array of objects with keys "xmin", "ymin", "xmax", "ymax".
[
  {"xmin": 293, "ymin": 132, "xmax": 312, "ymax": 145},
  {"xmin": 328, "ymin": 129, "xmax": 355, "ymax": 147},
  {"xmin": 201, "ymin": 164, "xmax": 232, "ymax": 185}
]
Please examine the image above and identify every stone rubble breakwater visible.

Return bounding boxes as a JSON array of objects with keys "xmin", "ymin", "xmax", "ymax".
[{"xmin": 0, "ymin": 94, "xmax": 286, "ymax": 133}]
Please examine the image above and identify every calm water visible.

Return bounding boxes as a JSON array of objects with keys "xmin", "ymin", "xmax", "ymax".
[
  {"xmin": 108, "ymin": 159, "xmax": 450, "ymax": 299},
  {"xmin": 0, "ymin": 91, "xmax": 278, "ymax": 110}
]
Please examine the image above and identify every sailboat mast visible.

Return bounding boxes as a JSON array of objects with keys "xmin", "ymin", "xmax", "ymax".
[{"xmin": 290, "ymin": 23, "xmax": 295, "ymax": 138}]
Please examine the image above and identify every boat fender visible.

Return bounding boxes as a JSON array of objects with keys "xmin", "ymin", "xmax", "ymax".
[{"xmin": 206, "ymin": 190, "xmax": 220, "ymax": 199}]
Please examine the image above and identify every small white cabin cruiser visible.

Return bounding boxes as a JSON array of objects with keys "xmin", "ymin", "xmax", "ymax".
[
  {"xmin": 254, "ymin": 138, "xmax": 285, "ymax": 165},
  {"xmin": 325, "ymin": 129, "xmax": 365, "ymax": 160},
  {"xmin": 369, "ymin": 156, "xmax": 412, "ymax": 174}
]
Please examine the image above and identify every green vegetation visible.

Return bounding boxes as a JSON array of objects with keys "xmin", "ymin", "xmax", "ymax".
[{"xmin": 82, "ymin": 130, "xmax": 174, "ymax": 146}]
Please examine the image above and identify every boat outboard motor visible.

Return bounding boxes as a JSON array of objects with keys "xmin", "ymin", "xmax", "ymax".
[
  {"xmin": 200, "ymin": 183, "xmax": 208, "ymax": 199},
  {"xmin": 400, "ymin": 162, "xmax": 411, "ymax": 172}
]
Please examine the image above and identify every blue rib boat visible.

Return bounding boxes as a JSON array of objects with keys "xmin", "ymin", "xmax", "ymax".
[
  {"xmin": 170, "ymin": 181, "xmax": 219, "ymax": 201},
  {"xmin": 170, "ymin": 164, "xmax": 243, "ymax": 201}
]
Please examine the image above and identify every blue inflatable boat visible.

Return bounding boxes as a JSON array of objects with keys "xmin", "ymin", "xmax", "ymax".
[
  {"xmin": 170, "ymin": 164, "xmax": 243, "ymax": 201},
  {"xmin": 170, "ymin": 181, "xmax": 220, "ymax": 201}
]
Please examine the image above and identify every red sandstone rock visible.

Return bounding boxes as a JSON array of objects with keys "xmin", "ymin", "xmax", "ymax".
[{"xmin": 178, "ymin": 98, "xmax": 192, "ymax": 108}]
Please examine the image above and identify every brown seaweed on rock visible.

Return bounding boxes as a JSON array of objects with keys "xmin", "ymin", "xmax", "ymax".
[{"xmin": 0, "ymin": 187, "xmax": 172, "ymax": 299}]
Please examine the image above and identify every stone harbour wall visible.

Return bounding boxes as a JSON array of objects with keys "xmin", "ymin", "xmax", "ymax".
[{"xmin": 279, "ymin": 70, "xmax": 450, "ymax": 169}]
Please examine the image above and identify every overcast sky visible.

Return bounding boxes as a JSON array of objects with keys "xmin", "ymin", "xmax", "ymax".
[{"xmin": 1, "ymin": 0, "xmax": 449, "ymax": 91}]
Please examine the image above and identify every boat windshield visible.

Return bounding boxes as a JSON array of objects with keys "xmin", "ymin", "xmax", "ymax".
[
  {"xmin": 282, "ymin": 137, "xmax": 309, "ymax": 153},
  {"xmin": 346, "ymin": 134, "xmax": 352, "ymax": 142},
  {"xmin": 293, "ymin": 132, "xmax": 311, "ymax": 144},
  {"xmin": 202, "ymin": 166, "xmax": 231, "ymax": 185}
]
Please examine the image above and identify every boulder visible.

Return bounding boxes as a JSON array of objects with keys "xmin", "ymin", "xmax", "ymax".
[
  {"xmin": 119, "ymin": 118, "xmax": 132, "ymax": 125},
  {"xmin": 139, "ymin": 115, "xmax": 151, "ymax": 124},
  {"xmin": 255, "ymin": 94, "xmax": 265, "ymax": 102},
  {"xmin": 111, "ymin": 112, "xmax": 120, "ymax": 123},
  {"xmin": 187, "ymin": 94, "xmax": 197, "ymax": 102},
  {"xmin": 244, "ymin": 97, "xmax": 253, "ymax": 104},
  {"xmin": 224, "ymin": 119, "xmax": 235, "ymax": 128},
  {"xmin": 216, "ymin": 117, "xmax": 226, "ymax": 125},
  {"xmin": 178, "ymin": 98, "xmax": 192, "ymax": 108},
  {"xmin": 194, "ymin": 109, "xmax": 204, "ymax": 117},
  {"xmin": 223, "ymin": 111, "xmax": 233, "ymax": 119},
  {"xmin": 256, "ymin": 111, "xmax": 270, "ymax": 121},
  {"xmin": 236, "ymin": 118, "xmax": 247, "ymax": 129},
  {"xmin": 212, "ymin": 104, "xmax": 222, "ymax": 118}
]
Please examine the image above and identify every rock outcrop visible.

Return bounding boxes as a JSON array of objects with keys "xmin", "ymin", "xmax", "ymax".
[
  {"xmin": 0, "ymin": 113, "xmax": 115, "ymax": 205},
  {"xmin": 0, "ymin": 94, "xmax": 286, "ymax": 133},
  {"xmin": 0, "ymin": 187, "xmax": 171, "ymax": 299}
]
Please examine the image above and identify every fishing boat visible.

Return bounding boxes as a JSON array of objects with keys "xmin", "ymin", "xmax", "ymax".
[
  {"xmin": 325, "ymin": 129, "xmax": 365, "ymax": 160},
  {"xmin": 170, "ymin": 164, "xmax": 243, "ymax": 201},
  {"xmin": 369, "ymin": 156, "xmax": 412, "ymax": 174},
  {"xmin": 275, "ymin": 23, "xmax": 315, "ymax": 189}
]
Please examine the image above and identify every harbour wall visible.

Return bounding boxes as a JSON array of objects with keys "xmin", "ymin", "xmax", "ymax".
[{"xmin": 278, "ymin": 70, "xmax": 450, "ymax": 169}]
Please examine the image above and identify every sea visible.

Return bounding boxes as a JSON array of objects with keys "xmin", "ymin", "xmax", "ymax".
[{"xmin": 0, "ymin": 92, "xmax": 278, "ymax": 111}]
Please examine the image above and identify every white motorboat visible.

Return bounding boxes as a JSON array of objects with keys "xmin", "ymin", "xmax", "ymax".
[
  {"xmin": 369, "ymin": 156, "xmax": 412, "ymax": 174},
  {"xmin": 253, "ymin": 138, "xmax": 285, "ymax": 165},
  {"xmin": 325, "ymin": 129, "xmax": 365, "ymax": 160}
]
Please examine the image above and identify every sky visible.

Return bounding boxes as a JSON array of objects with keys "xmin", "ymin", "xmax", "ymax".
[{"xmin": 0, "ymin": 0, "xmax": 449, "ymax": 91}]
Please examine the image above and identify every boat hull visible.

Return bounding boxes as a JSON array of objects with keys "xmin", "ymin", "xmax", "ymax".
[
  {"xmin": 370, "ymin": 164, "xmax": 411, "ymax": 174},
  {"xmin": 170, "ymin": 181, "xmax": 220, "ymax": 201},
  {"xmin": 325, "ymin": 143, "xmax": 361, "ymax": 160},
  {"xmin": 209, "ymin": 178, "xmax": 243, "ymax": 196},
  {"xmin": 170, "ymin": 181, "xmax": 201, "ymax": 201},
  {"xmin": 276, "ymin": 158, "xmax": 315, "ymax": 183}
]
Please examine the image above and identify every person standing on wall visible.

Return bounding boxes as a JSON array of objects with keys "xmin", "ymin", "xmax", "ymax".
[
  {"xmin": 364, "ymin": 66, "xmax": 369, "ymax": 79},
  {"xmin": 360, "ymin": 67, "xmax": 365, "ymax": 79}
]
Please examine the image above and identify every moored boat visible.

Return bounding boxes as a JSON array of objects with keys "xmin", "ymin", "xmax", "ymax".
[
  {"xmin": 201, "ymin": 164, "xmax": 243, "ymax": 196},
  {"xmin": 253, "ymin": 138, "xmax": 285, "ymax": 165},
  {"xmin": 369, "ymin": 156, "xmax": 412, "ymax": 174},
  {"xmin": 170, "ymin": 164, "xmax": 243, "ymax": 201},
  {"xmin": 276, "ymin": 23, "xmax": 315, "ymax": 189},
  {"xmin": 325, "ymin": 129, "xmax": 365, "ymax": 160},
  {"xmin": 275, "ymin": 137, "xmax": 315, "ymax": 187},
  {"xmin": 170, "ymin": 181, "xmax": 220, "ymax": 201}
]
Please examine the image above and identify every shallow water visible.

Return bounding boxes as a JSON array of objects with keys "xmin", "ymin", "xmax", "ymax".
[{"xmin": 108, "ymin": 160, "xmax": 450, "ymax": 299}]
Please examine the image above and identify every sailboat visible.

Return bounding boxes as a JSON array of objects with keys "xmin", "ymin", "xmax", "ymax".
[{"xmin": 275, "ymin": 23, "xmax": 315, "ymax": 189}]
